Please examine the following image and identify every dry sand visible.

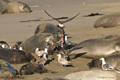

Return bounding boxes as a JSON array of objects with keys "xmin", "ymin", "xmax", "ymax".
[{"xmin": 1, "ymin": 0, "xmax": 120, "ymax": 80}]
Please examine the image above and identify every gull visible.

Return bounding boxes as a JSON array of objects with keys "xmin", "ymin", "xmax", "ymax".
[
  {"xmin": 64, "ymin": 34, "xmax": 68, "ymax": 46},
  {"xmin": 35, "ymin": 47, "xmax": 48, "ymax": 57},
  {"xmin": 57, "ymin": 54, "xmax": 71, "ymax": 67},
  {"xmin": 44, "ymin": 36, "xmax": 55, "ymax": 46},
  {"xmin": 44, "ymin": 10, "xmax": 80, "ymax": 29},
  {"xmin": 0, "ymin": 41, "xmax": 10, "ymax": 49},
  {"xmin": 100, "ymin": 57, "xmax": 112, "ymax": 70},
  {"xmin": 19, "ymin": 47, "xmax": 23, "ymax": 50},
  {"xmin": 11, "ymin": 44, "xmax": 19, "ymax": 49},
  {"xmin": 38, "ymin": 53, "xmax": 48, "ymax": 66}
]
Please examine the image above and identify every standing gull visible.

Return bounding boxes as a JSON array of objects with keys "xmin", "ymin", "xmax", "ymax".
[
  {"xmin": 38, "ymin": 53, "xmax": 48, "ymax": 66},
  {"xmin": 35, "ymin": 47, "xmax": 48, "ymax": 57},
  {"xmin": 57, "ymin": 54, "xmax": 71, "ymax": 67},
  {"xmin": 100, "ymin": 57, "xmax": 112, "ymax": 70}
]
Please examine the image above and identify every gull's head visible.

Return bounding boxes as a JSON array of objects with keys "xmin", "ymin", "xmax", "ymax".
[
  {"xmin": 57, "ymin": 54, "xmax": 61, "ymax": 57},
  {"xmin": 19, "ymin": 47, "xmax": 23, "ymax": 50},
  {"xmin": 2, "ymin": 45, "xmax": 5, "ymax": 48},
  {"xmin": 35, "ymin": 48, "xmax": 39, "ymax": 51},
  {"xmin": 100, "ymin": 57, "xmax": 105, "ymax": 61},
  {"xmin": 58, "ymin": 23, "xmax": 64, "ymax": 28}
]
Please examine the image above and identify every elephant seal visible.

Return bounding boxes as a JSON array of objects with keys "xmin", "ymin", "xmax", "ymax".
[
  {"xmin": 0, "ymin": 0, "xmax": 32, "ymax": 14},
  {"xmin": 65, "ymin": 38, "xmax": 120, "ymax": 59},
  {"xmin": 0, "ymin": 59, "xmax": 18, "ymax": 78},
  {"xmin": 20, "ymin": 62, "xmax": 49, "ymax": 75},
  {"xmin": 20, "ymin": 33, "xmax": 60, "ymax": 54},
  {"xmin": 34, "ymin": 22, "xmax": 63, "ymax": 35},
  {"xmin": 0, "ymin": 48, "xmax": 36, "ymax": 64},
  {"xmin": 34, "ymin": 22, "xmax": 67, "ymax": 49},
  {"xmin": 94, "ymin": 12, "xmax": 120, "ymax": 28}
]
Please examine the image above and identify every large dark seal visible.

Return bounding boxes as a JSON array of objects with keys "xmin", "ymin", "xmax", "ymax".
[
  {"xmin": 0, "ymin": 59, "xmax": 18, "ymax": 78},
  {"xmin": 20, "ymin": 33, "xmax": 59, "ymax": 54},
  {"xmin": 65, "ymin": 38, "xmax": 120, "ymax": 59},
  {"xmin": 34, "ymin": 22, "xmax": 64, "ymax": 35},
  {"xmin": 0, "ymin": 0, "xmax": 32, "ymax": 14},
  {"xmin": 0, "ymin": 48, "xmax": 36, "ymax": 64},
  {"xmin": 34, "ymin": 22, "xmax": 67, "ymax": 49},
  {"xmin": 20, "ymin": 62, "xmax": 49, "ymax": 75},
  {"xmin": 94, "ymin": 12, "xmax": 120, "ymax": 28}
]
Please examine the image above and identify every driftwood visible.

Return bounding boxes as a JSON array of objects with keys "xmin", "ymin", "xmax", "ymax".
[
  {"xmin": 83, "ymin": 13, "xmax": 103, "ymax": 17},
  {"xmin": 19, "ymin": 17, "xmax": 68, "ymax": 22}
]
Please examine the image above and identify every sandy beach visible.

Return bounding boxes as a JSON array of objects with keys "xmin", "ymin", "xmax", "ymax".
[{"xmin": 1, "ymin": 0, "xmax": 120, "ymax": 80}]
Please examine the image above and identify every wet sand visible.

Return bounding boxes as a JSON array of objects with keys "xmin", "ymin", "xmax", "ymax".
[{"xmin": 1, "ymin": 0, "xmax": 120, "ymax": 80}]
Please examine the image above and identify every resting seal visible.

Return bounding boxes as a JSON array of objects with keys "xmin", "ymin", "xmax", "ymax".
[
  {"xmin": 34, "ymin": 22, "xmax": 67, "ymax": 49},
  {"xmin": 0, "ymin": 59, "xmax": 18, "ymax": 78},
  {"xmin": 94, "ymin": 12, "xmax": 120, "ymax": 28},
  {"xmin": 65, "ymin": 38, "xmax": 120, "ymax": 59},
  {"xmin": 88, "ymin": 54, "xmax": 120, "ymax": 73},
  {"xmin": 0, "ymin": 48, "xmax": 36, "ymax": 64},
  {"xmin": 20, "ymin": 33, "xmax": 60, "ymax": 54},
  {"xmin": 20, "ymin": 62, "xmax": 48, "ymax": 75},
  {"xmin": 0, "ymin": 0, "xmax": 32, "ymax": 14}
]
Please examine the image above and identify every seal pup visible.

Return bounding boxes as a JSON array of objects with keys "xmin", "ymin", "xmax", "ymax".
[
  {"xmin": 20, "ymin": 62, "xmax": 49, "ymax": 75},
  {"xmin": 65, "ymin": 38, "xmax": 120, "ymax": 59},
  {"xmin": 88, "ymin": 54, "xmax": 120, "ymax": 73},
  {"xmin": 0, "ymin": 0, "xmax": 32, "ymax": 14},
  {"xmin": 57, "ymin": 54, "xmax": 71, "ymax": 67}
]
